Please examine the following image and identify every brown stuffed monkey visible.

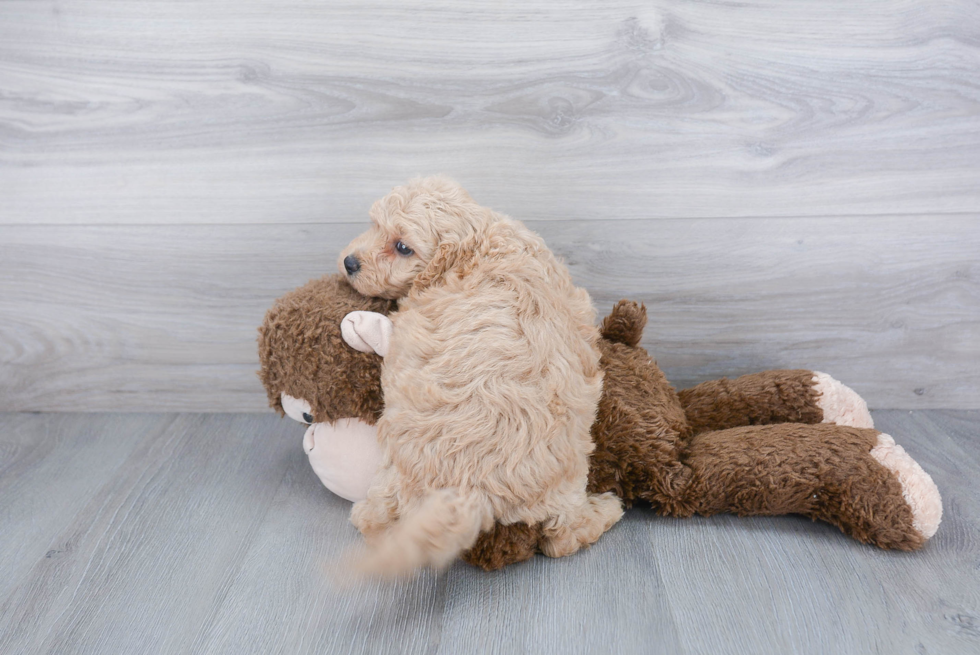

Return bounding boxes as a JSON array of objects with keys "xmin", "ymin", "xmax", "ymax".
[{"xmin": 258, "ymin": 274, "xmax": 942, "ymax": 571}]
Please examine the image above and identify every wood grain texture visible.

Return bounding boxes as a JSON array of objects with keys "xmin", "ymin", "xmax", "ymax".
[
  {"xmin": 0, "ymin": 413, "xmax": 176, "ymax": 597},
  {"xmin": 1, "ymin": 216, "xmax": 977, "ymax": 411},
  {"xmin": 0, "ymin": 414, "xmax": 301, "ymax": 654},
  {"xmin": 435, "ymin": 515, "xmax": 682, "ymax": 655},
  {"xmin": 190, "ymin": 446, "xmax": 447, "ymax": 655},
  {"xmin": 650, "ymin": 410, "xmax": 980, "ymax": 654},
  {"xmin": 862, "ymin": 410, "xmax": 980, "ymax": 654},
  {"xmin": 0, "ymin": 410, "xmax": 977, "ymax": 654},
  {"xmin": 2, "ymin": 1, "xmax": 979, "ymax": 225}
]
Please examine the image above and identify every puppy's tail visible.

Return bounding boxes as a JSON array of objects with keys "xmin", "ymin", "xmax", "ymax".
[{"xmin": 354, "ymin": 489, "xmax": 493, "ymax": 578}]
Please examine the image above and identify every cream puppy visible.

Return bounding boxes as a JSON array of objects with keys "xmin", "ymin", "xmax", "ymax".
[{"xmin": 338, "ymin": 177, "xmax": 623, "ymax": 576}]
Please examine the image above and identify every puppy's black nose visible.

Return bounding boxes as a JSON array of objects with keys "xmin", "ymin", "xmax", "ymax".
[{"xmin": 343, "ymin": 255, "xmax": 361, "ymax": 275}]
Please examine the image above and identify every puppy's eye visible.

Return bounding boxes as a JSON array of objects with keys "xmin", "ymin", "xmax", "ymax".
[
  {"xmin": 394, "ymin": 241, "xmax": 414, "ymax": 256},
  {"xmin": 302, "ymin": 412, "xmax": 313, "ymax": 424}
]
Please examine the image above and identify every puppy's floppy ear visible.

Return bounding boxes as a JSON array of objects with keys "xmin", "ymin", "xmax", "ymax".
[{"xmin": 410, "ymin": 241, "xmax": 461, "ymax": 297}]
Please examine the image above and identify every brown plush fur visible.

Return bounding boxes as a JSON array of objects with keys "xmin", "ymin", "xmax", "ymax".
[
  {"xmin": 681, "ymin": 423, "xmax": 924, "ymax": 550},
  {"xmin": 257, "ymin": 275, "xmax": 396, "ymax": 424},
  {"xmin": 678, "ymin": 370, "xmax": 824, "ymax": 436},
  {"xmin": 258, "ymin": 276, "xmax": 933, "ymax": 572}
]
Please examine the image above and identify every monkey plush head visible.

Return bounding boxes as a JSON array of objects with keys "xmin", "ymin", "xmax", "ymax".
[{"xmin": 257, "ymin": 274, "xmax": 396, "ymax": 501}]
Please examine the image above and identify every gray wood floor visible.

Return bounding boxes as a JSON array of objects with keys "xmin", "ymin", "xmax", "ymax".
[
  {"xmin": 2, "ymin": 1, "xmax": 979, "ymax": 412},
  {"xmin": 1, "ymin": 410, "xmax": 978, "ymax": 655}
]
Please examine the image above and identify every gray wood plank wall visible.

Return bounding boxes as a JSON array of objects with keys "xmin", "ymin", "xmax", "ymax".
[{"xmin": 1, "ymin": 1, "xmax": 978, "ymax": 411}]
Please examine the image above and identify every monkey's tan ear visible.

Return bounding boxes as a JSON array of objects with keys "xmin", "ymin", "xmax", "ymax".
[{"xmin": 341, "ymin": 311, "xmax": 393, "ymax": 357}]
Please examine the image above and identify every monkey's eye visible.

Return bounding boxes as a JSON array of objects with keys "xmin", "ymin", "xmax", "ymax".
[
  {"xmin": 394, "ymin": 241, "xmax": 414, "ymax": 256},
  {"xmin": 280, "ymin": 392, "xmax": 313, "ymax": 425}
]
